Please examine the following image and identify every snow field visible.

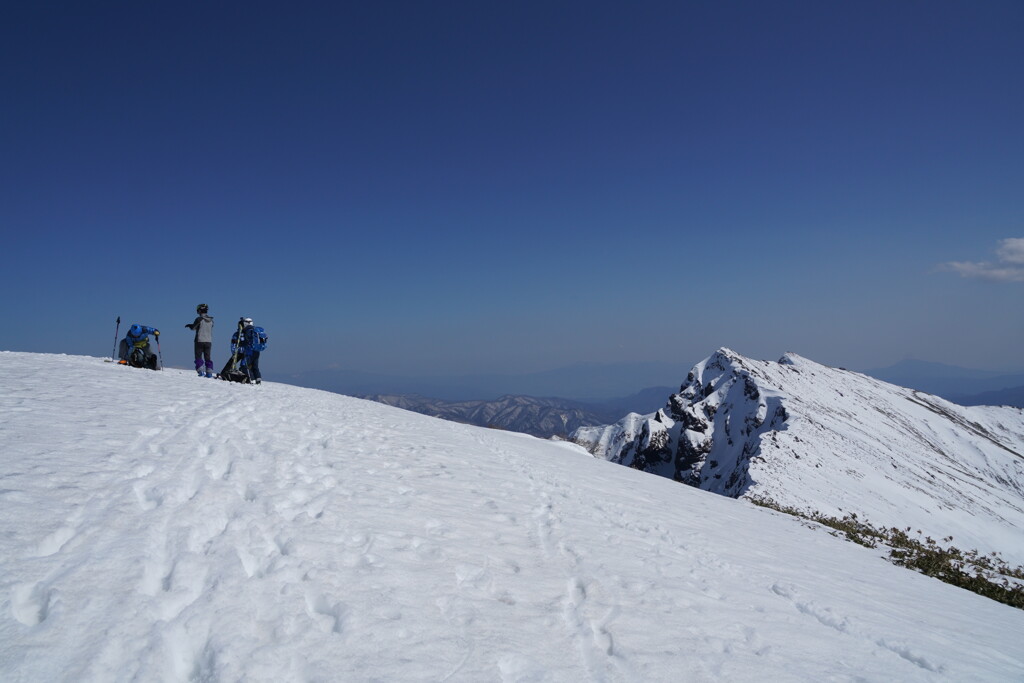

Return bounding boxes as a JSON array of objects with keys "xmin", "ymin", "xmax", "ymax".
[{"xmin": 1, "ymin": 352, "xmax": 1023, "ymax": 681}]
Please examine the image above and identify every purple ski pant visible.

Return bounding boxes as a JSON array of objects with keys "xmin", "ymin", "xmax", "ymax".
[{"xmin": 194, "ymin": 342, "xmax": 213, "ymax": 374}]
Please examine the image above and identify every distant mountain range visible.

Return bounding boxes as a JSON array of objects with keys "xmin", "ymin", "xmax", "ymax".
[
  {"xmin": 572, "ymin": 348, "xmax": 1024, "ymax": 564},
  {"xmin": 362, "ymin": 395, "xmax": 608, "ymax": 438},
  {"xmin": 861, "ymin": 358, "xmax": 1024, "ymax": 407},
  {"xmin": 286, "ymin": 361, "xmax": 691, "ymax": 402},
  {"xmin": 360, "ymin": 354, "xmax": 1024, "ymax": 441},
  {"xmin": 363, "ymin": 387, "xmax": 674, "ymax": 438},
  {"xmin": 293, "ymin": 357, "xmax": 1024, "ymax": 440},
  {"xmin": 955, "ymin": 385, "xmax": 1024, "ymax": 408}
]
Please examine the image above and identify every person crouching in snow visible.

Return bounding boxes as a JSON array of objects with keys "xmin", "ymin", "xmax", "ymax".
[
  {"xmin": 118, "ymin": 324, "xmax": 160, "ymax": 370},
  {"xmin": 185, "ymin": 303, "xmax": 214, "ymax": 377}
]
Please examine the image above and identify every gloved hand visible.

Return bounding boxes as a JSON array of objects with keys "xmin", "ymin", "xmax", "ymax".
[{"xmin": 154, "ymin": 330, "xmax": 160, "ymax": 337}]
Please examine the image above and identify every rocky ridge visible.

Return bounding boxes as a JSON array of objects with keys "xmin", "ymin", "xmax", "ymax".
[{"xmin": 572, "ymin": 348, "xmax": 1024, "ymax": 563}]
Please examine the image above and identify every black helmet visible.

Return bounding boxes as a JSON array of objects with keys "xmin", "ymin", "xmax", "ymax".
[{"xmin": 197, "ymin": 303, "xmax": 208, "ymax": 314}]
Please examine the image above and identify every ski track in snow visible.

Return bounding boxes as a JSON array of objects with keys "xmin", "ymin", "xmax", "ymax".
[{"xmin": 1, "ymin": 352, "xmax": 1024, "ymax": 681}]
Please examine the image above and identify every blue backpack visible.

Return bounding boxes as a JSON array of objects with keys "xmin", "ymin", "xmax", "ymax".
[{"xmin": 250, "ymin": 326, "xmax": 268, "ymax": 352}]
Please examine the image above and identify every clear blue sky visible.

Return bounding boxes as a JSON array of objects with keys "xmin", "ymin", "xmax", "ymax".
[{"xmin": 2, "ymin": 1, "xmax": 1022, "ymax": 384}]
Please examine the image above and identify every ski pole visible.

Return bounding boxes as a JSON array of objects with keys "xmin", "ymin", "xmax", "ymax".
[
  {"xmin": 229, "ymin": 319, "xmax": 244, "ymax": 371},
  {"xmin": 111, "ymin": 316, "xmax": 121, "ymax": 360},
  {"xmin": 156, "ymin": 336, "xmax": 163, "ymax": 370}
]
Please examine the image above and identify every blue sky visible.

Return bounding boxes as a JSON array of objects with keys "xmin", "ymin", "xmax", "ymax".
[{"xmin": 2, "ymin": 1, "xmax": 1022, "ymax": 388}]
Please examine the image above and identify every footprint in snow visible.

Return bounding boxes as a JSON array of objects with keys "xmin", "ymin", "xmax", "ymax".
[
  {"xmin": 33, "ymin": 525, "xmax": 77, "ymax": 557},
  {"xmin": 11, "ymin": 581, "xmax": 53, "ymax": 626}
]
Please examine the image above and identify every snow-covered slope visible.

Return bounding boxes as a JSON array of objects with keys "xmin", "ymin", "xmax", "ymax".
[
  {"xmin": 2, "ymin": 351, "xmax": 1024, "ymax": 681},
  {"xmin": 573, "ymin": 348, "xmax": 1024, "ymax": 565}
]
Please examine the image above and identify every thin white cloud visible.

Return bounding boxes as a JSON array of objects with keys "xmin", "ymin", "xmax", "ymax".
[
  {"xmin": 939, "ymin": 238, "xmax": 1024, "ymax": 282},
  {"xmin": 996, "ymin": 237, "xmax": 1024, "ymax": 265}
]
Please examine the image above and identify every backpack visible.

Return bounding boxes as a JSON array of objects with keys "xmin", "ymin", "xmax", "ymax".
[
  {"xmin": 128, "ymin": 346, "xmax": 158, "ymax": 370},
  {"xmin": 250, "ymin": 326, "xmax": 268, "ymax": 352},
  {"xmin": 128, "ymin": 346, "xmax": 147, "ymax": 368}
]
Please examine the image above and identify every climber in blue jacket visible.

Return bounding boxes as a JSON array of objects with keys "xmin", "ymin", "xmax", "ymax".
[{"xmin": 118, "ymin": 324, "xmax": 161, "ymax": 370}]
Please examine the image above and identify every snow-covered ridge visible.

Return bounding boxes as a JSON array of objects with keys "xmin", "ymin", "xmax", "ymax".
[
  {"xmin": 573, "ymin": 347, "xmax": 1024, "ymax": 564},
  {"xmin": 2, "ymin": 351, "xmax": 1024, "ymax": 681}
]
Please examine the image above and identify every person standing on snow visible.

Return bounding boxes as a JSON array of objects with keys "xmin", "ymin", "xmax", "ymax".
[
  {"xmin": 118, "ymin": 324, "xmax": 161, "ymax": 369},
  {"xmin": 233, "ymin": 317, "xmax": 266, "ymax": 384},
  {"xmin": 185, "ymin": 303, "xmax": 215, "ymax": 377},
  {"xmin": 218, "ymin": 317, "xmax": 268, "ymax": 384}
]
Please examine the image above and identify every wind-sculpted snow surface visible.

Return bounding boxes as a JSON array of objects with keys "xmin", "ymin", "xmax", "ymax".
[
  {"xmin": 2, "ymin": 351, "xmax": 1024, "ymax": 681},
  {"xmin": 574, "ymin": 348, "xmax": 1024, "ymax": 565}
]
